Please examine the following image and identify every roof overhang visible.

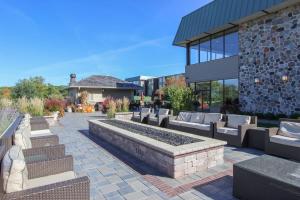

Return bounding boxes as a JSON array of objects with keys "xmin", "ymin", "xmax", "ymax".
[{"xmin": 173, "ymin": 0, "xmax": 299, "ymax": 47}]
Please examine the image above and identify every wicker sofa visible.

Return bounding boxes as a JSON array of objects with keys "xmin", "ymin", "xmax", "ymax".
[
  {"xmin": 0, "ymin": 145, "xmax": 89, "ymax": 200},
  {"xmin": 265, "ymin": 118, "xmax": 300, "ymax": 161},
  {"xmin": 148, "ymin": 109, "xmax": 170, "ymax": 127},
  {"xmin": 166, "ymin": 112, "xmax": 223, "ymax": 138},
  {"xmin": 132, "ymin": 108, "xmax": 151, "ymax": 123},
  {"xmin": 214, "ymin": 114, "xmax": 257, "ymax": 147}
]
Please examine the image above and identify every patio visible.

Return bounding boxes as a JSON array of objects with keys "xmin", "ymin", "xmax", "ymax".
[{"xmin": 52, "ymin": 113, "xmax": 263, "ymax": 200}]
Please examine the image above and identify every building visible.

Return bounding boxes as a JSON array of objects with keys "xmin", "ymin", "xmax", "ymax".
[
  {"xmin": 126, "ymin": 73, "xmax": 185, "ymax": 97},
  {"xmin": 125, "ymin": 76, "xmax": 156, "ymax": 96},
  {"xmin": 173, "ymin": 0, "xmax": 300, "ymax": 115},
  {"xmin": 68, "ymin": 74, "xmax": 141, "ymax": 104}
]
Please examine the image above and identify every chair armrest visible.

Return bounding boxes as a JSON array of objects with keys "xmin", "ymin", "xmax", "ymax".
[
  {"xmin": 214, "ymin": 121, "xmax": 226, "ymax": 128},
  {"xmin": 23, "ymin": 144, "xmax": 65, "ymax": 161},
  {"xmin": 31, "ymin": 135, "xmax": 59, "ymax": 148},
  {"xmin": 3, "ymin": 176, "xmax": 90, "ymax": 200},
  {"xmin": 238, "ymin": 124, "xmax": 257, "ymax": 144},
  {"xmin": 27, "ymin": 155, "xmax": 73, "ymax": 179},
  {"xmin": 267, "ymin": 127, "xmax": 279, "ymax": 137}
]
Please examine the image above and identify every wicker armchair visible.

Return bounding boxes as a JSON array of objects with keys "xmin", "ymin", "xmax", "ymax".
[
  {"xmin": 265, "ymin": 118, "xmax": 300, "ymax": 161},
  {"xmin": 148, "ymin": 109, "xmax": 170, "ymax": 127},
  {"xmin": 132, "ymin": 108, "xmax": 151, "ymax": 123},
  {"xmin": 214, "ymin": 115, "xmax": 257, "ymax": 147},
  {"xmin": 1, "ymin": 148, "xmax": 89, "ymax": 200},
  {"xmin": 29, "ymin": 116, "xmax": 49, "ymax": 131}
]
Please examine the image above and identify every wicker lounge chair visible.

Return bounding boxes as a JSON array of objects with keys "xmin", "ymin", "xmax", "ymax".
[
  {"xmin": 17, "ymin": 117, "xmax": 59, "ymax": 147},
  {"xmin": 214, "ymin": 114, "xmax": 257, "ymax": 147},
  {"xmin": 148, "ymin": 109, "xmax": 170, "ymax": 127},
  {"xmin": 265, "ymin": 118, "xmax": 300, "ymax": 161},
  {"xmin": 23, "ymin": 115, "xmax": 53, "ymax": 137},
  {"xmin": 166, "ymin": 112, "xmax": 223, "ymax": 138},
  {"xmin": 132, "ymin": 108, "xmax": 151, "ymax": 123},
  {"xmin": 0, "ymin": 145, "xmax": 89, "ymax": 200}
]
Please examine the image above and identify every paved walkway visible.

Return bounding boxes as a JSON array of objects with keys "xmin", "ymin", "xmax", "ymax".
[{"xmin": 51, "ymin": 113, "xmax": 263, "ymax": 200}]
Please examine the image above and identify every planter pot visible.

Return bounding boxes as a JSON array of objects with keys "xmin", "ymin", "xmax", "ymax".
[
  {"xmin": 67, "ymin": 107, "xmax": 72, "ymax": 113},
  {"xmin": 44, "ymin": 111, "xmax": 59, "ymax": 126}
]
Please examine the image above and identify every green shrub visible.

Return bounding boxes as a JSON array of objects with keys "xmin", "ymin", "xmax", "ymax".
[
  {"xmin": 28, "ymin": 98, "xmax": 44, "ymax": 116},
  {"xmin": 122, "ymin": 97, "xmax": 130, "ymax": 112},
  {"xmin": 164, "ymin": 86, "xmax": 193, "ymax": 115},
  {"xmin": 115, "ymin": 99, "xmax": 122, "ymax": 112},
  {"xmin": 0, "ymin": 98, "xmax": 13, "ymax": 109},
  {"xmin": 15, "ymin": 97, "xmax": 29, "ymax": 114},
  {"xmin": 107, "ymin": 99, "xmax": 116, "ymax": 118}
]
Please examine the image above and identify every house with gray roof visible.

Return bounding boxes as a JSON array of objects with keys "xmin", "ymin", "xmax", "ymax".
[
  {"xmin": 68, "ymin": 74, "xmax": 142, "ymax": 104},
  {"xmin": 174, "ymin": 0, "xmax": 300, "ymax": 115}
]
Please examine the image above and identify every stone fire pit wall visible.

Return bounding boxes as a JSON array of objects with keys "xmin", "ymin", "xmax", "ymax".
[{"xmin": 89, "ymin": 119, "xmax": 226, "ymax": 178}]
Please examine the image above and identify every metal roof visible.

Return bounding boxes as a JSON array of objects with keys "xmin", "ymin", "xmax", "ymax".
[
  {"xmin": 173, "ymin": 0, "xmax": 293, "ymax": 46},
  {"xmin": 69, "ymin": 75, "xmax": 142, "ymax": 90}
]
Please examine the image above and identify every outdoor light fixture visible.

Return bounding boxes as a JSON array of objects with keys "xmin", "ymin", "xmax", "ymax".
[
  {"xmin": 282, "ymin": 75, "xmax": 288, "ymax": 82},
  {"xmin": 254, "ymin": 77, "xmax": 260, "ymax": 84}
]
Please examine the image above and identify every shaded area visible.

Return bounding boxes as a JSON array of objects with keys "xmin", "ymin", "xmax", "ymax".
[
  {"xmin": 78, "ymin": 129, "xmax": 167, "ymax": 178},
  {"xmin": 193, "ymin": 175, "xmax": 236, "ymax": 200}
]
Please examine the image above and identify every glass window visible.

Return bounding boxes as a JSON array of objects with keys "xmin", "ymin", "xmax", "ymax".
[
  {"xmin": 190, "ymin": 42, "xmax": 199, "ymax": 64},
  {"xmin": 225, "ymin": 31, "xmax": 239, "ymax": 57},
  {"xmin": 211, "ymin": 34, "xmax": 224, "ymax": 60},
  {"xmin": 211, "ymin": 80, "xmax": 224, "ymax": 112},
  {"xmin": 224, "ymin": 79, "xmax": 239, "ymax": 103},
  {"xmin": 200, "ymin": 38, "xmax": 211, "ymax": 62}
]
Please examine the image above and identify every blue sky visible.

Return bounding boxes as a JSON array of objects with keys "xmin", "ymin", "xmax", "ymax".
[{"xmin": 0, "ymin": 0, "xmax": 212, "ymax": 86}]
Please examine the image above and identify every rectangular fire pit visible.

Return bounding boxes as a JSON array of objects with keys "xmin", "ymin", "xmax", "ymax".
[{"xmin": 89, "ymin": 119, "xmax": 226, "ymax": 178}]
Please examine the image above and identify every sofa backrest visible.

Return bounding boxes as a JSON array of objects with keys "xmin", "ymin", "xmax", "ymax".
[
  {"xmin": 279, "ymin": 121, "xmax": 300, "ymax": 139},
  {"xmin": 203, "ymin": 113, "xmax": 222, "ymax": 125},
  {"xmin": 177, "ymin": 112, "xmax": 192, "ymax": 122},
  {"xmin": 190, "ymin": 112, "xmax": 205, "ymax": 124},
  {"xmin": 158, "ymin": 109, "xmax": 169, "ymax": 116},
  {"xmin": 227, "ymin": 114, "xmax": 251, "ymax": 129}
]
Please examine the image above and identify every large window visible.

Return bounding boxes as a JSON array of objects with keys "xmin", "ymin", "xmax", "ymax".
[
  {"xmin": 200, "ymin": 38, "xmax": 211, "ymax": 63},
  {"xmin": 192, "ymin": 79, "xmax": 238, "ymax": 112},
  {"xmin": 225, "ymin": 31, "xmax": 239, "ymax": 57},
  {"xmin": 211, "ymin": 34, "xmax": 224, "ymax": 60},
  {"xmin": 224, "ymin": 79, "xmax": 239, "ymax": 103},
  {"xmin": 188, "ymin": 28, "xmax": 238, "ymax": 65},
  {"xmin": 211, "ymin": 80, "xmax": 224, "ymax": 112},
  {"xmin": 190, "ymin": 42, "xmax": 199, "ymax": 64}
]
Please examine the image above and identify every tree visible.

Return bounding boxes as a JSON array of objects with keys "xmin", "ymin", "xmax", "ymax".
[
  {"xmin": 0, "ymin": 87, "xmax": 12, "ymax": 99},
  {"xmin": 12, "ymin": 76, "xmax": 47, "ymax": 99},
  {"xmin": 164, "ymin": 86, "xmax": 193, "ymax": 115}
]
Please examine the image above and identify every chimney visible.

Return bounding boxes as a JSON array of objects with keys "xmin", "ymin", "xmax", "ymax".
[{"xmin": 69, "ymin": 73, "xmax": 76, "ymax": 85}]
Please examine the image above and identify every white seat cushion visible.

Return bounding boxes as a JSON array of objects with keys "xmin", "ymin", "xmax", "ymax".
[
  {"xmin": 204, "ymin": 113, "xmax": 222, "ymax": 125},
  {"xmin": 169, "ymin": 120, "xmax": 210, "ymax": 131},
  {"xmin": 25, "ymin": 171, "xmax": 76, "ymax": 190},
  {"xmin": 2, "ymin": 145, "xmax": 27, "ymax": 193},
  {"xmin": 227, "ymin": 114, "xmax": 251, "ymax": 129},
  {"xmin": 177, "ymin": 112, "xmax": 192, "ymax": 122},
  {"xmin": 158, "ymin": 109, "xmax": 169, "ymax": 116},
  {"xmin": 279, "ymin": 121, "xmax": 300, "ymax": 139},
  {"xmin": 270, "ymin": 135, "xmax": 300, "ymax": 148},
  {"xmin": 190, "ymin": 113, "xmax": 205, "ymax": 124},
  {"xmin": 30, "ymin": 129, "xmax": 53, "ymax": 138},
  {"xmin": 132, "ymin": 113, "xmax": 140, "ymax": 118},
  {"xmin": 217, "ymin": 127, "xmax": 238, "ymax": 136}
]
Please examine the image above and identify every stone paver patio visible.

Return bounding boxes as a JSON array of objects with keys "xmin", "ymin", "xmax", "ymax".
[{"xmin": 51, "ymin": 113, "xmax": 264, "ymax": 200}]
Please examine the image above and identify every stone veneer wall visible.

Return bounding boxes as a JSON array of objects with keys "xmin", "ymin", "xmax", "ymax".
[
  {"xmin": 239, "ymin": 3, "xmax": 300, "ymax": 115},
  {"xmin": 89, "ymin": 121, "xmax": 224, "ymax": 178}
]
